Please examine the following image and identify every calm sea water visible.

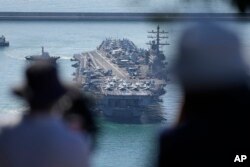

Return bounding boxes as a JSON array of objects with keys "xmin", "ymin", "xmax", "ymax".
[{"xmin": 0, "ymin": 1, "xmax": 249, "ymax": 167}]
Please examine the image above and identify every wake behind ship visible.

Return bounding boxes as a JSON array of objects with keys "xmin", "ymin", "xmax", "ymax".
[{"xmin": 73, "ymin": 26, "xmax": 169, "ymax": 123}]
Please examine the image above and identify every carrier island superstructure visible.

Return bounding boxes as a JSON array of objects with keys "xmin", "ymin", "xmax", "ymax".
[{"xmin": 73, "ymin": 26, "xmax": 169, "ymax": 123}]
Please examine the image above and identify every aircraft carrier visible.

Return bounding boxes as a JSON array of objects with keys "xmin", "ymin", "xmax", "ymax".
[{"xmin": 73, "ymin": 26, "xmax": 169, "ymax": 123}]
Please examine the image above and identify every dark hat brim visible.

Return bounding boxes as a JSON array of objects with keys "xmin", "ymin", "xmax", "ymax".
[
  {"xmin": 12, "ymin": 84, "xmax": 29, "ymax": 98},
  {"xmin": 12, "ymin": 82, "xmax": 69, "ymax": 104}
]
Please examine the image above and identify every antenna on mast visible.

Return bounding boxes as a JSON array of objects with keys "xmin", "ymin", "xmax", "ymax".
[{"xmin": 146, "ymin": 25, "xmax": 169, "ymax": 57}]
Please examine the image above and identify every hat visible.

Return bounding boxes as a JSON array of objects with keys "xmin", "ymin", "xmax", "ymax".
[
  {"xmin": 174, "ymin": 22, "xmax": 249, "ymax": 92},
  {"xmin": 13, "ymin": 61, "xmax": 67, "ymax": 109}
]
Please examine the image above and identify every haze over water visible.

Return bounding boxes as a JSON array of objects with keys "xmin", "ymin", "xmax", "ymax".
[
  {"xmin": 0, "ymin": 0, "xmax": 235, "ymax": 13},
  {"xmin": 0, "ymin": 1, "xmax": 249, "ymax": 167}
]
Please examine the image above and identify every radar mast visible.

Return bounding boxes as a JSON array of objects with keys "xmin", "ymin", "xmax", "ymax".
[{"xmin": 146, "ymin": 25, "xmax": 169, "ymax": 57}]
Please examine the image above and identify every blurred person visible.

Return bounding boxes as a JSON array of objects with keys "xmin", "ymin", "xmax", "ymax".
[
  {"xmin": 232, "ymin": 0, "xmax": 250, "ymax": 13},
  {"xmin": 157, "ymin": 23, "xmax": 250, "ymax": 167},
  {"xmin": 0, "ymin": 61, "xmax": 90, "ymax": 167},
  {"xmin": 61, "ymin": 89, "xmax": 98, "ymax": 151}
]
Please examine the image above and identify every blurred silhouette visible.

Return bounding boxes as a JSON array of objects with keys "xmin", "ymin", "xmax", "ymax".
[
  {"xmin": 61, "ymin": 88, "xmax": 98, "ymax": 151},
  {"xmin": 0, "ymin": 61, "xmax": 90, "ymax": 167},
  {"xmin": 13, "ymin": 61, "xmax": 66, "ymax": 110},
  {"xmin": 232, "ymin": 0, "xmax": 250, "ymax": 13},
  {"xmin": 157, "ymin": 23, "xmax": 250, "ymax": 167}
]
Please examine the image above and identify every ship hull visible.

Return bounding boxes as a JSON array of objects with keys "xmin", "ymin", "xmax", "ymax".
[
  {"xmin": 25, "ymin": 56, "xmax": 60, "ymax": 63},
  {"xmin": 104, "ymin": 112, "xmax": 141, "ymax": 123},
  {"xmin": 0, "ymin": 42, "xmax": 9, "ymax": 47},
  {"xmin": 100, "ymin": 106, "xmax": 164, "ymax": 123},
  {"xmin": 97, "ymin": 95, "xmax": 164, "ymax": 123}
]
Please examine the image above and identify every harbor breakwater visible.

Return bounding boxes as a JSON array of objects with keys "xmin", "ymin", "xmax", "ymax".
[{"xmin": 0, "ymin": 12, "xmax": 249, "ymax": 21}]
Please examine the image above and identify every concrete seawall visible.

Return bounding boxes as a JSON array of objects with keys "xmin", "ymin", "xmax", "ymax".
[{"xmin": 0, "ymin": 12, "xmax": 249, "ymax": 21}]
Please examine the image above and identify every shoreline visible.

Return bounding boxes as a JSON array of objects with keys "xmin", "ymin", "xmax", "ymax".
[{"xmin": 0, "ymin": 12, "xmax": 249, "ymax": 21}]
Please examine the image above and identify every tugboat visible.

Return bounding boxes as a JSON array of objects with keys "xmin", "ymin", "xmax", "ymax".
[
  {"xmin": 0, "ymin": 35, "xmax": 9, "ymax": 47},
  {"xmin": 25, "ymin": 47, "xmax": 60, "ymax": 63}
]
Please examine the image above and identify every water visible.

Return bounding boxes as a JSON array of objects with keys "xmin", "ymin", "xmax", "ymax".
[{"xmin": 0, "ymin": 1, "xmax": 249, "ymax": 167}]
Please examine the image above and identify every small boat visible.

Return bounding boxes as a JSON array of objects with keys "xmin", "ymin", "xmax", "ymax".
[
  {"xmin": 25, "ymin": 47, "xmax": 60, "ymax": 63},
  {"xmin": 0, "ymin": 35, "xmax": 9, "ymax": 47}
]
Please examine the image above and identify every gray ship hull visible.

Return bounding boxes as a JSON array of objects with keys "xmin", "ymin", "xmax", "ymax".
[
  {"xmin": 25, "ymin": 47, "xmax": 60, "ymax": 64},
  {"xmin": 0, "ymin": 42, "xmax": 9, "ymax": 47},
  {"xmin": 25, "ymin": 56, "xmax": 60, "ymax": 64},
  {"xmin": 103, "ymin": 108, "xmax": 142, "ymax": 123},
  {"xmin": 98, "ymin": 94, "xmax": 164, "ymax": 123},
  {"xmin": 102, "ymin": 107, "xmax": 163, "ymax": 123}
]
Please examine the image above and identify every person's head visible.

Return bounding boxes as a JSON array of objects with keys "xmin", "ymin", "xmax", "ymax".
[
  {"xmin": 175, "ymin": 22, "xmax": 248, "ymax": 94},
  {"xmin": 66, "ymin": 114, "xmax": 84, "ymax": 132},
  {"xmin": 62, "ymin": 90, "xmax": 98, "ymax": 149},
  {"xmin": 174, "ymin": 22, "xmax": 250, "ymax": 122},
  {"xmin": 13, "ymin": 61, "xmax": 66, "ymax": 112}
]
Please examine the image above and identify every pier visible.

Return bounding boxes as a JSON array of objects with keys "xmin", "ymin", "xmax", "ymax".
[{"xmin": 0, "ymin": 12, "xmax": 250, "ymax": 21}]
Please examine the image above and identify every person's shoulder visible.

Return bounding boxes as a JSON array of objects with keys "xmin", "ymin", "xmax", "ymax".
[
  {"xmin": 160, "ymin": 123, "xmax": 187, "ymax": 141},
  {"xmin": 0, "ymin": 125, "xmax": 17, "ymax": 147},
  {"xmin": 60, "ymin": 130, "xmax": 91, "ymax": 162},
  {"xmin": 0, "ymin": 114, "xmax": 23, "ymax": 136},
  {"xmin": 64, "ymin": 130, "xmax": 86, "ymax": 145},
  {"xmin": 56, "ymin": 122, "xmax": 89, "ymax": 148},
  {"xmin": 0, "ymin": 121, "xmax": 21, "ymax": 137}
]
